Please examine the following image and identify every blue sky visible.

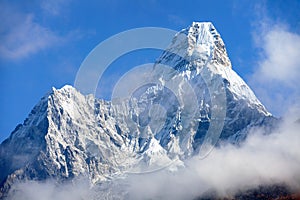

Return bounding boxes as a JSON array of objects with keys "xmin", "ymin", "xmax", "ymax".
[{"xmin": 1, "ymin": 0, "xmax": 300, "ymax": 142}]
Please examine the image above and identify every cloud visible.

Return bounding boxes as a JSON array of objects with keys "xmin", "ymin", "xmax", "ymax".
[
  {"xmin": 168, "ymin": 14, "xmax": 187, "ymax": 26},
  {"xmin": 122, "ymin": 113, "xmax": 300, "ymax": 199},
  {"xmin": 248, "ymin": 19, "xmax": 300, "ymax": 116},
  {"xmin": 40, "ymin": 0, "xmax": 71, "ymax": 16},
  {"xmin": 254, "ymin": 26, "xmax": 300, "ymax": 86},
  {"xmin": 7, "ymin": 178, "xmax": 97, "ymax": 200},
  {"xmin": 0, "ymin": 2, "xmax": 63, "ymax": 60}
]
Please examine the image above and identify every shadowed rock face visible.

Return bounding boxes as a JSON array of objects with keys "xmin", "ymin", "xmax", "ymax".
[
  {"xmin": 195, "ymin": 184, "xmax": 297, "ymax": 200},
  {"xmin": 0, "ymin": 22, "xmax": 277, "ymax": 199}
]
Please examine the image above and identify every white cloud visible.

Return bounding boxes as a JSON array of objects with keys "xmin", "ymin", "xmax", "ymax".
[
  {"xmin": 122, "ymin": 115, "xmax": 300, "ymax": 199},
  {"xmin": 40, "ymin": 0, "xmax": 71, "ymax": 16},
  {"xmin": 7, "ymin": 178, "xmax": 96, "ymax": 200},
  {"xmin": 0, "ymin": 3, "xmax": 63, "ymax": 60},
  {"xmin": 247, "ymin": 1, "xmax": 300, "ymax": 116},
  {"xmin": 249, "ymin": 23, "xmax": 300, "ymax": 116},
  {"xmin": 255, "ymin": 26, "xmax": 300, "ymax": 85},
  {"xmin": 168, "ymin": 14, "xmax": 187, "ymax": 26}
]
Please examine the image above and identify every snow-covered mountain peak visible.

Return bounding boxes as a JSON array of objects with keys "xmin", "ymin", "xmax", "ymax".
[
  {"xmin": 186, "ymin": 22, "xmax": 231, "ymax": 68},
  {"xmin": 51, "ymin": 85, "xmax": 78, "ymax": 96},
  {"xmin": 159, "ymin": 22, "xmax": 231, "ymax": 71},
  {"xmin": 155, "ymin": 22, "xmax": 270, "ymax": 115},
  {"xmin": 187, "ymin": 22, "xmax": 216, "ymax": 44},
  {"xmin": 50, "ymin": 84, "xmax": 87, "ymax": 103}
]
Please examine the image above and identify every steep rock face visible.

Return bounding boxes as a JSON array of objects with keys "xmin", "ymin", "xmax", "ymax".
[
  {"xmin": 0, "ymin": 22, "xmax": 277, "ymax": 198},
  {"xmin": 0, "ymin": 94, "xmax": 49, "ymax": 198},
  {"xmin": 0, "ymin": 86, "xmax": 134, "ymax": 198}
]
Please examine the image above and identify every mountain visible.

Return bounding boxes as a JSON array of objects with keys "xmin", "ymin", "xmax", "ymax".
[{"xmin": 0, "ymin": 22, "xmax": 276, "ymax": 199}]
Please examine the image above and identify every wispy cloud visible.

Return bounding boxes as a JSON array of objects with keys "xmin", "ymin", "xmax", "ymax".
[
  {"xmin": 0, "ymin": 1, "xmax": 80, "ymax": 60},
  {"xmin": 7, "ymin": 178, "xmax": 96, "ymax": 200},
  {"xmin": 248, "ymin": 3, "xmax": 300, "ymax": 116},
  {"xmin": 0, "ymin": 17, "xmax": 60, "ymax": 60},
  {"xmin": 0, "ymin": 3, "xmax": 63, "ymax": 60},
  {"xmin": 254, "ymin": 26, "xmax": 300, "ymax": 86},
  {"xmin": 250, "ymin": 26, "xmax": 300, "ymax": 116},
  {"xmin": 40, "ymin": 0, "xmax": 71, "ymax": 16},
  {"xmin": 168, "ymin": 14, "xmax": 187, "ymax": 26},
  {"xmin": 123, "ymin": 115, "xmax": 300, "ymax": 199}
]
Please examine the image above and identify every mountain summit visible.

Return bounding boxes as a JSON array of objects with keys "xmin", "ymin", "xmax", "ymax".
[
  {"xmin": 163, "ymin": 22, "xmax": 232, "ymax": 68},
  {"xmin": 0, "ymin": 22, "xmax": 276, "ymax": 199}
]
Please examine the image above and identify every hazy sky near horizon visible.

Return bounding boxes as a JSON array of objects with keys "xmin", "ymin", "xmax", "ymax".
[{"xmin": 0, "ymin": 0, "xmax": 300, "ymax": 142}]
